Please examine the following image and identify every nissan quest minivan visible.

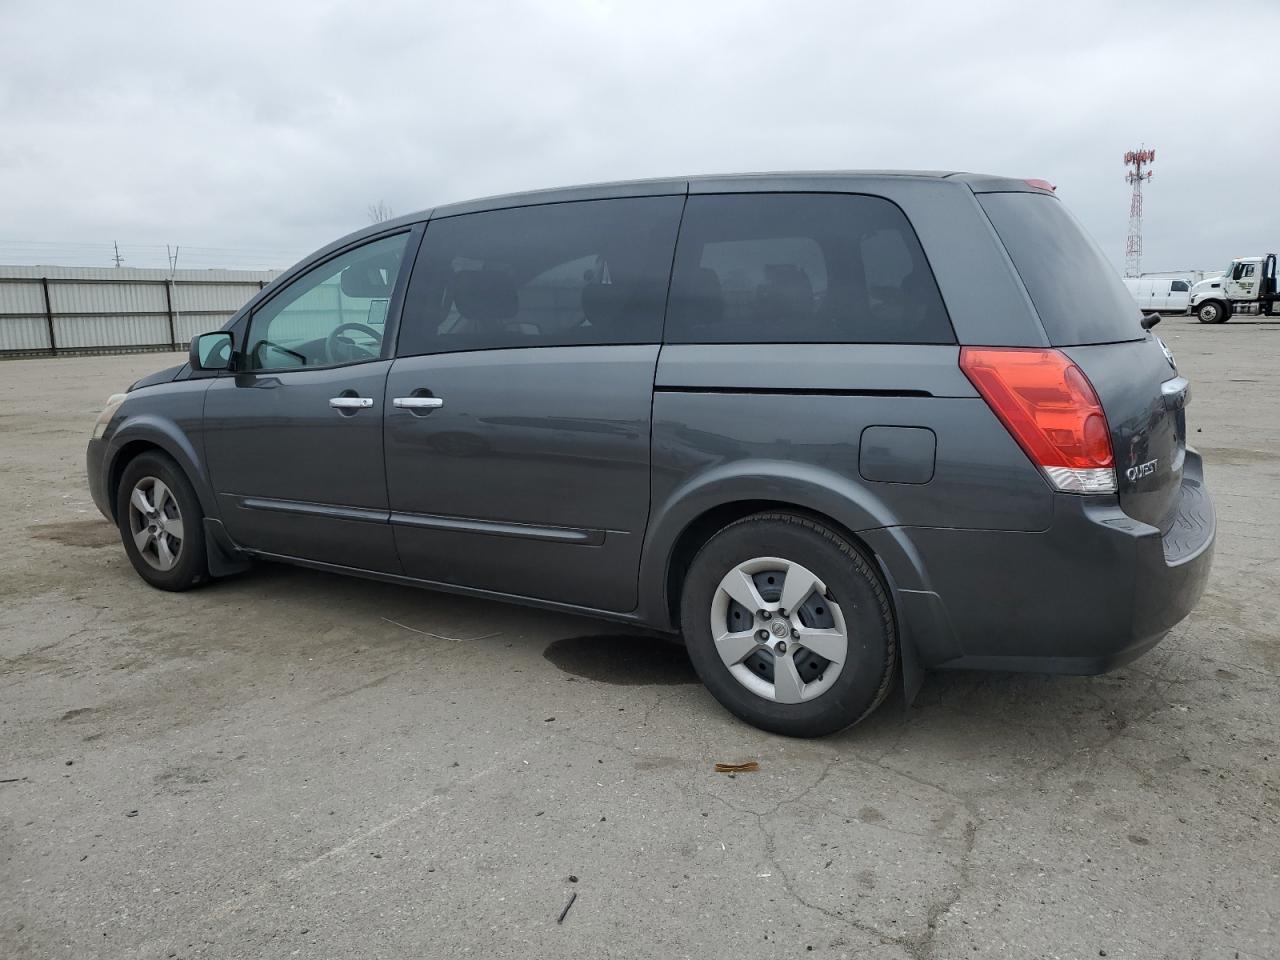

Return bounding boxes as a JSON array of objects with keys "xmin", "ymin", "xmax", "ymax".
[{"xmin": 87, "ymin": 172, "xmax": 1215, "ymax": 737}]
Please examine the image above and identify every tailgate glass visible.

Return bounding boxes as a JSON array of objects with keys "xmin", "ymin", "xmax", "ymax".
[{"xmin": 979, "ymin": 192, "xmax": 1144, "ymax": 346}]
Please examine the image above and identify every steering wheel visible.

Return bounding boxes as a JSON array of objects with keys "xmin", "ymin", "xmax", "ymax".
[{"xmin": 325, "ymin": 322, "xmax": 383, "ymax": 364}]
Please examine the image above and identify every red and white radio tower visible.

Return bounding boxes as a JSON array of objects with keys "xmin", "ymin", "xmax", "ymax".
[{"xmin": 1124, "ymin": 146, "xmax": 1155, "ymax": 277}]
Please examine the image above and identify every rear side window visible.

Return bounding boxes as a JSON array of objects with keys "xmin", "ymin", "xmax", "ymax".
[
  {"xmin": 397, "ymin": 196, "xmax": 683, "ymax": 356},
  {"xmin": 978, "ymin": 192, "xmax": 1141, "ymax": 345},
  {"xmin": 665, "ymin": 193, "xmax": 954, "ymax": 345}
]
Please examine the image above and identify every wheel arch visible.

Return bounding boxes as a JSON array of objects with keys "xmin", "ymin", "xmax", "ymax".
[
  {"xmin": 658, "ymin": 499, "xmax": 895, "ymax": 632},
  {"xmin": 638, "ymin": 461, "xmax": 902, "ymax": 630},
  {"xmin": 636, "ymin": 461, "xmax": 932, "ymax": 702},
  {"xmin": 105, "ymin": 415, "xmax": 217, "ymax": 522},
  {"xmin": 107, "ymin": 423, "xmax": 248, "ymax": 578},
  {"xmin": 107, "ymin": 439, "xmax": 165, "ymax": 521}
]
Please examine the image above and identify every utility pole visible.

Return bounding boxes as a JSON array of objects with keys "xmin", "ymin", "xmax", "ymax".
[
  {"xmin": 1123, "ymin": 147, "xmax": 1155, "ymax": 278},
  {"xmin": 112, "ymin": 241, "xmax": 125, "ymax": 268},
  {"xmin": 165, "ymin": 244, "xmax": 181, "ymax": 348}
]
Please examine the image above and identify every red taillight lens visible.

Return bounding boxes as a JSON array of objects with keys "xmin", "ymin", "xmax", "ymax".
[
  {"xmin": 960, "ymin": 347, "xmax": 1116, "ymax": 494},
  {"xmin": 1024, "ymin": 178, "xmax": 1057, "ymax": 192}
]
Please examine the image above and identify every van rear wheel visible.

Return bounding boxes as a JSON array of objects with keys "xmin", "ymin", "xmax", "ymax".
[{"xmin": 680, "ymin": 512, "xmax": 897, "ymax": 737}]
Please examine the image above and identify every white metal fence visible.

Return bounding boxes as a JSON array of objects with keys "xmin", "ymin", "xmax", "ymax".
[{"xmin": 0, "ymin": 265, "xmax": 280, "ymax": 358}]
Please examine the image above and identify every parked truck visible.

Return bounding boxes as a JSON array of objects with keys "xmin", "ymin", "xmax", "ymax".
[{"xmin": 1188, "ymin": 254, "xmax": 1278, "ymax": 323}]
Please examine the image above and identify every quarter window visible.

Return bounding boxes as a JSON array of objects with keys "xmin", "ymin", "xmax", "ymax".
[
  {"xmin": 398, "ymin": 196, "xmax": 684, "ymax": 356},
  {"xmin": 664, "ymin": 194, "xmax": 954, "ymax": 345},
  {"xmin": 244, "ymin": 233, "xmax": 409, "ymax": 370}
]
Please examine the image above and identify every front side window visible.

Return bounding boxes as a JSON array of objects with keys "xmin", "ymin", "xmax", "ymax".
[
  {"xmin": 397, "ymin": 196, "xmax": 684, "ymax": 356},
  {"xmin": 1170, "ymin": 280, "xmax": 1189, "ymax": 292},
  {"xmin": 665, "ymin": 193, "xmax": 954, "ymax": 345},
  {"xmin": 244, "ymin": 233, "xmax": 409, "ymax": 370}
]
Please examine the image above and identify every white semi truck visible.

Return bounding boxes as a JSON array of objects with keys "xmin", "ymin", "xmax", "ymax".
[{"xmin": 1188, "ymin": 254, "xmax": 1278, "ymax": 323}]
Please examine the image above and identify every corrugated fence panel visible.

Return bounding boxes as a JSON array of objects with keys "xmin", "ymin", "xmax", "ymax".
[
  {"xmin": 0, "ymin": 266, "xmax": 279, "ymax": 355},
  {"xmin": 49, "ymin": 281, "xmax": 168, "ymax": 315},
  {"xmin": 0, "ymin": 281, "xmax": 47, "ymax": 316},
  {"xmin": 0, "ymin": 317, "xmax": 53, "ymax": 351},
  {"xmin": 172, "ymin": 282, "xmax": 263, "ymax": 313},
  {"xmin": 53, "ymin": 315, "xmax": 170, "ymax": 349},
  {"xmin": 174, "ymin": 312, "xmax": 234, "ymax": 344}
]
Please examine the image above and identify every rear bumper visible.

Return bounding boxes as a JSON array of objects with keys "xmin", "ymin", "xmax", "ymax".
[{"xmin": 867, "ymin": 451, "xmax": 1215, "ymax": 674}]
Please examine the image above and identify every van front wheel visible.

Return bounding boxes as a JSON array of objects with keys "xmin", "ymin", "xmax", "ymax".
[
  {"xmin": 679, "ymin": 513, "xmax": 897, "ymax": 737},
  {"xmin": 115, "ymin": 451, "xmax": 209, "ymax": 591}
]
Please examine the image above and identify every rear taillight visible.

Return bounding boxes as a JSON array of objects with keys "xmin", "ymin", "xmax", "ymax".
[{"xmin": 960, "ymin": 347, "xmax": 1116, "ymax": 494}]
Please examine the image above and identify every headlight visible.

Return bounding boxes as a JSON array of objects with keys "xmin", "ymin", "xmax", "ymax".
[{"xmin": 92, "ymin": 393, "xmax": 128, "ymax": 440}]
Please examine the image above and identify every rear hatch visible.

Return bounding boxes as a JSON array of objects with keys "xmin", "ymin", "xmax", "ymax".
[{"xmin": 977, "ymin": 190, "xmax": 1186, "ymax": 530}]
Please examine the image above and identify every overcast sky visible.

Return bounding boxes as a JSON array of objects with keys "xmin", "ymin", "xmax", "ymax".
[{"xmin": 1, "ymin": 0, "xmax": 1275, "ymax": 272}]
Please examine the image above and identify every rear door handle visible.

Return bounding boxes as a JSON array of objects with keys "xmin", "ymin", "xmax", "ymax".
[
  {"xmin": 393, "ymin": 397, "xmax": 444, "ymax": 409},
  {"xmin": 329, "ymin": 397, "xmax": 374, "ymax": 409}
]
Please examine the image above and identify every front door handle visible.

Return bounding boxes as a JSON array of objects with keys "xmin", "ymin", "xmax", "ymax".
[
  {"xmin": 393, "ymin": 397, "xmax": 444, "ymax": 409},
  {"xmin": 329, "ymin": 396, "xmax": 374, "ymax": 409}
]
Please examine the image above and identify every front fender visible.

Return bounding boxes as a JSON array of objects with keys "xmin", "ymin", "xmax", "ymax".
[
  {"xmin": 102, "ymin": 380, "xmax": 216, "ymax": 520},
  {"xmin": 635, "ymin": 458, "xmax": 899, "ymax": 626}
]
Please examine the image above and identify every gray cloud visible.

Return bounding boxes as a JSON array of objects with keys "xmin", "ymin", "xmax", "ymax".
[{"xmin": 1, "ymin": 0, "xmax": 1274, "ymax": 271}]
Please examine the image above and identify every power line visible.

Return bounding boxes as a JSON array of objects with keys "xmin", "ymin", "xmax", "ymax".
[{"xmin": 0, "ymin": 239, "xmax": 309, "ymax": 270}]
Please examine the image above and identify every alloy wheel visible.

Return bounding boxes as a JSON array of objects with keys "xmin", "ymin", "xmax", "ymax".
[
  {"xmin": 708, "ymin": 556, "xmax": 849, "ymax": 703},
  {"xmin": 127, "ymin": 476, "xmax": 184, "ymax": 571}
]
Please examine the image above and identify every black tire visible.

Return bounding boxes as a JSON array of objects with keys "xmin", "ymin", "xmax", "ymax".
[
  {"xmin": 1197, "ymin": 300, "xmax": 1229, "ymax": 324},
  {"xmin": 680, "ymin": 512, "xmax": 897, "ymax": 737},
  {"xmin": 115, "ymin": 450, "xmax": 209, "ymax": 591}
]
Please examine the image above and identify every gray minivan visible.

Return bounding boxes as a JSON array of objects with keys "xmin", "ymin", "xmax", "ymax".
[{"xmin": 87, "ymin": 172, "xmax": 1214, "ymax": 736}]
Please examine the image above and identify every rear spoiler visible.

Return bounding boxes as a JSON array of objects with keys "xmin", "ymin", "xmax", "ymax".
[{"xmin": 945, "ymin": 173, "xmax": 1058, "ymax": 195}]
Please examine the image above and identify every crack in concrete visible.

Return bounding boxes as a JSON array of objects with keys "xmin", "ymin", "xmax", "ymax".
[{"xmin": 703, "ymin": 751, "xmax": 989, "ymax": 959}]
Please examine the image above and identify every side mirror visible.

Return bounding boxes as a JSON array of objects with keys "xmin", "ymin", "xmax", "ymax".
[{"xmin": 189, "ymin": 331, "xmax": 234, "ymax": 371}]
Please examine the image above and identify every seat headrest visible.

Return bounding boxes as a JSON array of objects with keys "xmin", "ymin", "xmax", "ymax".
[
  {"xmin": 580, "ymin": 283, "xmax": 627, "ymax": 330},
  {"xmin": 452, "ymin": 270, "xmax": 517, "ymax": 323}
]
